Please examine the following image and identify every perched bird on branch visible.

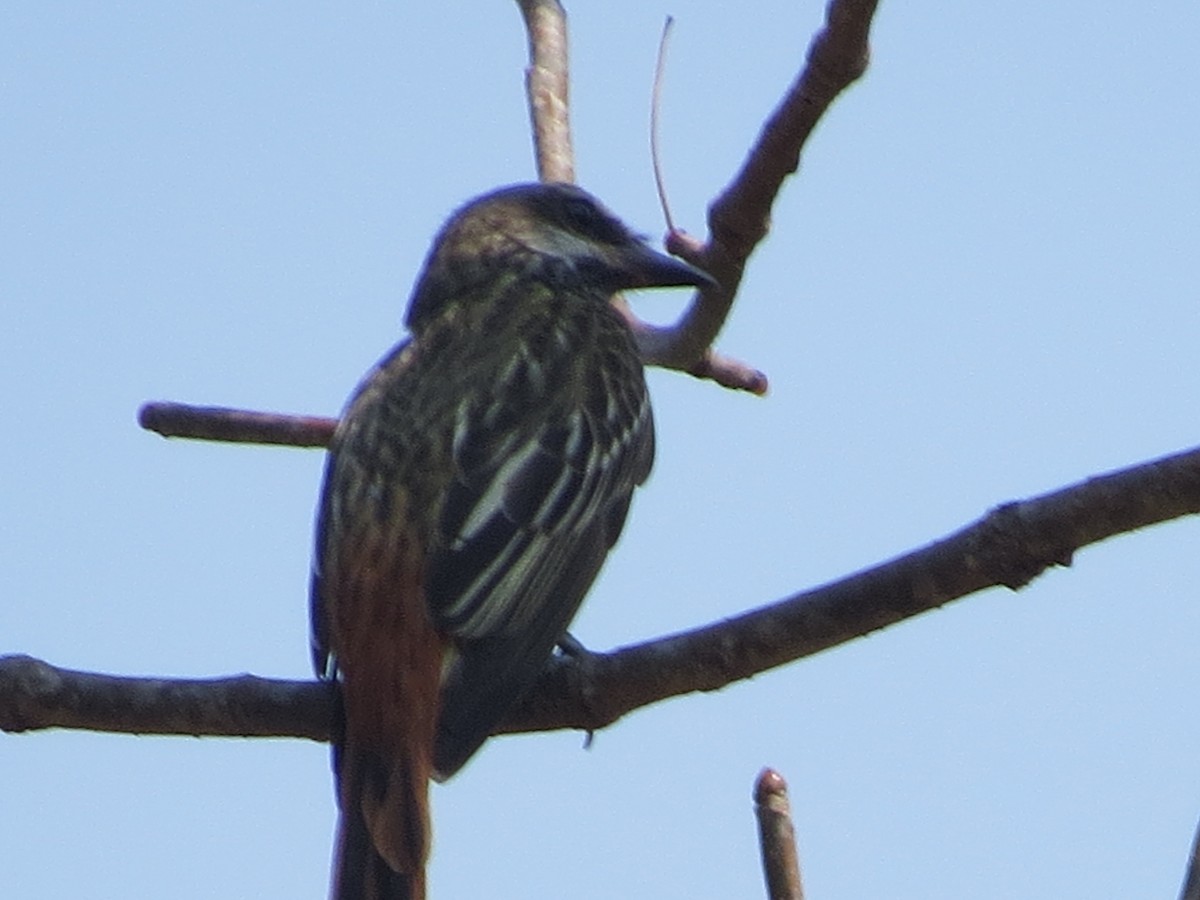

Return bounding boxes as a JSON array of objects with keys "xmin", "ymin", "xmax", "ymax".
[{"xmin": 309, "ymin": 182, "xmax": 713, "ymax": 899}]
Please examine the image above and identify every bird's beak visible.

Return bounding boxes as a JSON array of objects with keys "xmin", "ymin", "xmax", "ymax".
[{"xmin": 619, "ymin": 243, "xmax": 717, "ymax": 290}]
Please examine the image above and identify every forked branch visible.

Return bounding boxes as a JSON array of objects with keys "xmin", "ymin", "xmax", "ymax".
[{"xmin": 630, "ymin": 0, "xmax": 880, "ymax": 393}]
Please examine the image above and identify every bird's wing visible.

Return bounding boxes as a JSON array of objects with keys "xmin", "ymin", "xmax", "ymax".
[
  {"xmin": 427, "ymin": 354, "xmax": 654, "ymax": 778},
  {"xmin": 308, "ymin": 338, "xmax": 444, "ymax": 889},
  {"xmin": 309, "ymin": 339, "xmax": 418, "ymax": 682}
]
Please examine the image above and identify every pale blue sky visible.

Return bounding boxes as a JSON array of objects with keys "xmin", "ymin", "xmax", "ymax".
[{"xmin": 3, "ymin": 3, "xmax": 1199, "ymax": 897}]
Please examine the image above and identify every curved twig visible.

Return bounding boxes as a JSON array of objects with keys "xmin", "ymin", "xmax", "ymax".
[{"xmin": 650, "ymin": 16, "xmax": 677, "ymax": 234}]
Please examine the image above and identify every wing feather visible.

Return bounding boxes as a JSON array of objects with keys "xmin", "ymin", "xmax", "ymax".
[
  {"xmin": 427, "ymin": 374, "xmax": 652, "ymax": 640},
  {"xmin": 427, "ymin": 317, "xmax": 653, "ymax": 776}
]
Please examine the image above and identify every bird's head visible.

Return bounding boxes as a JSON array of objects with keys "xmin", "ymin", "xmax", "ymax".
[{"xmin": 405, "ymin": 182, "xmax": 714, "ymax": 331}]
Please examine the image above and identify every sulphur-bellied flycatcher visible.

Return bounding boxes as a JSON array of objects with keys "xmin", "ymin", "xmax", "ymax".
[{"xmin": 310, "ymin": 182, "xmax": 713, "ymax": 899}]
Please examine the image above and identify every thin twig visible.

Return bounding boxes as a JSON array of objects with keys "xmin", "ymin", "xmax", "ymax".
[
  {"xmin": 139, "ymin": 402, "xmax": 336, "ymax": 447},
  {"xmin": 755, "ymin": 769, "xmax": 804, "ymax": 900},
  {"xmin": 650, "ymin": 15, "xmax": 677, "ymax": 233}
]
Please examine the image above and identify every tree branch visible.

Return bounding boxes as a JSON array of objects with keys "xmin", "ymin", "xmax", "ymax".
[
  {"xmin": 0, "ymin": 658, "xmax": 332, "ymax": 740},
  {"xmin": 6, "ymin": 444, "xmax": 1199, "ymax": 742},
  {"xmin": 138, "ymin": 402, "xmax": 336, "ymax": 447},
  {"xmin": 630, "ymin": 0, "xmax": 880, "ymax": 394},
  {"xmin": 517, "ymin": 0, "xmax": 574, "ymax": 184}
]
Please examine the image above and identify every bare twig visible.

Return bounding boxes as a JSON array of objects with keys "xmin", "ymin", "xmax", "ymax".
[
  {"xmin": 139, "ymin": 402, "xmax": 336, "ymax": 447},
  {"xmin": 650, "ymin": 16, "xmax": 677, "ymax": 233},
  {"xmin": 636, "ymin": 0, "xmax": 881, "ymax": 394},
  {"xmin": 517, "ymin": 0, "xmax": 574, "ymax": 184},
  {"xmin": 710, "ymin": 0, "xmax": 876, "ymax": 261},
  {"xmin": 755, "ymin": 769, "xmax": 804, "ymax": 900},
  {"xmin": 6, "ymin": 444, "xmax": 1199, "ymax": 741}
]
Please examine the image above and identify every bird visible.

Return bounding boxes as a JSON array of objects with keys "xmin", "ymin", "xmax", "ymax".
[{"xmin": 309, "ymin": 181, "xmax": 714, "ymax": 899}]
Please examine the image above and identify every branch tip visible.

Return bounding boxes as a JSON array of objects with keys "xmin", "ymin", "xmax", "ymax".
[{"xmin": 755, "ymin": 766, "xmax": 804, "ymax": 900}]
